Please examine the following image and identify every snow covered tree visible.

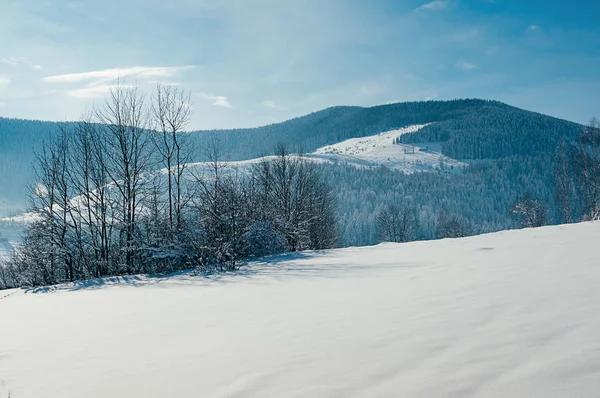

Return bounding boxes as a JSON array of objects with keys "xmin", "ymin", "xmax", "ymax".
[
  {"xmin": 251, "ymin": 144, "xmax": 338, "ymax": 251},
  {"xmin": 554, "ymin": 140, "xmax": 574, "ymax": 224},
  {"xmin": 571, "ymin": 119, "xmax": 600, "ymax": 220},
  {"xmin": 242, "ymin": 222, "xmax": 287, "ymax": 258}
]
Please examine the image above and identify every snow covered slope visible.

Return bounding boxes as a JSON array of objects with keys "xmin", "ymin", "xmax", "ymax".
[
  {"xmin": 183, "ymin": 125, "xmax": 466, "ymax": 176},
  {"xmin": 312, "ymin": 124, "xmax": 466, "ymax": 172},
  {"xmin": 2, "ymin": 222, "xmax": 600, "ymax": 397}
]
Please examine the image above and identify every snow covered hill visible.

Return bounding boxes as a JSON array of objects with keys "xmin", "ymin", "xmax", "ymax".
[
  {"xmin": 1, "ymin": 222, "xmax": 600, "ymax": 397},
  {"xmin": 181, "ymin": 125, "xmax": 465, "ymax": 177},
  {"xmin": 311, "ymin": 124, "xmax": 465, "ymax": 172}
]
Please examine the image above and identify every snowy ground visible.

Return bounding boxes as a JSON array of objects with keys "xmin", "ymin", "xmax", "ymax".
[
  {"xmin": 1, "ymin": 222, "xmax": 600, "ymax": 397},
  {"xmin": 312, "ymin": 125, "xmax": 466, "ymax": 172}
]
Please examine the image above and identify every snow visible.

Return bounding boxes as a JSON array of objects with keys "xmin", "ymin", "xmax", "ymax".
[
  {"xmin": 0, "ymin": 240, "xmax": 11, "ymax": 264},
  {"xmin": 182, "ymin": 154, "xmax": 333, "ymax": 178},
  {"xmin": 312, "ymin": 124, "xmax": 466, "ymax": 172},
  {"xmin": 183, "ymin": 124, "xmax": 466, "ymax": 176},
  {"xmin": 1, "ymin": 222, "xmax": 600, "ymax": 397}
]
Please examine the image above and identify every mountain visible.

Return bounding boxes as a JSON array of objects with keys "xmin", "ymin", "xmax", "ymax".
[
  {"xmin": 0, "ymin": 118, "xmax": 59, "ymax": 215},
  {"xmin": 1, "ymin": 221, "xmax": 599, "ymax": 397},
  {"xmin": 0, "ymin": 99, "xmax": 589, "ymax": 245},
  {"xmin": 0, "ymin": 99, "xmax": 583, "ymax": 213},
  {"xmin": 188, "ymin": 99, "xmax": 582, "ymax": 161}
]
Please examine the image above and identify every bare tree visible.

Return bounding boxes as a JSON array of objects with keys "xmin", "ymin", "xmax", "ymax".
[
  {"xmin": 189, "ymin": 138, "xmax": 230, "ymax": 270},
  {"xmin": 252, "ymin": 144, "xmax": 337, "ymax": 251},
  {"xmin": 25, "ymin": 127, "xmax": 74, "ymax": 283},
  {"xmin": 511, "ymin": 193, "xmax": 547, "ymax": 228},
  {"xmin": 151, "ymin": 84, "xmax": 193, "ymax": 233},
  {"xmin": 436, "ymin": 209, "xmax": 470, "ymax": 239},
  {"xmin": 68, "ymin": 116, "xmax": 116, "ymax": 277},
  {"xmin": 377, "ymin": 203, "xmax": 416, "ymax": 243},
  {"xmin": 94, "ymin": 83, "xmax": 153, "ymax": 272}
]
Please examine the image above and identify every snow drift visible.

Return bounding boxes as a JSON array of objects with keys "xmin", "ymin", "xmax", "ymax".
[{"xmin": 1, "ymin": 222, "xmax": 599, "ymax": 397}]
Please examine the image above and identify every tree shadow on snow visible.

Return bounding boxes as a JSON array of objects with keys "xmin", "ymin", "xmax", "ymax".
[{"xmin": 23, "ymin": 249, "xmax": 354, "ymax": 294}]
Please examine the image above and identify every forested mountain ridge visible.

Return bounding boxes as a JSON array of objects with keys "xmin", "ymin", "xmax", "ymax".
[
  {"xmin": 0, "ymin": 99, "xmax": 589, "ymax": 246},
  {"xmin": 0, "ymin": 98, "xmax": 583, "ymax": 212},
  {"xmin": 0, "ymin": 99, "xmax": 583, "ymax": 169},
  {"xmin": 398, "ymin": 101, "xmax": 583, "ymax": 159},
  {"xmin": 187, "ymin": 99, "xmax": 583, "ymax": 160},
  {"xmin": 0, "ymin": 118, "xmax": 61, "ymax": 214}
]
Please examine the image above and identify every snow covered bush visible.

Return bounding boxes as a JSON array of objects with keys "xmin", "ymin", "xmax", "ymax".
[{"xmin": 243, "ymin": 222, "xmax": 287, "ymax": 258}]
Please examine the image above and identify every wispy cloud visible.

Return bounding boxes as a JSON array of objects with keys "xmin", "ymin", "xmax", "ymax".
[
  {"xmin": 0, "ymin": 56, "xmax": 25, "ymax": 66},
  {"xmin": 527, "ymin": 25, "xmax": 540, "ymax": 31},
  {"xmin": 0, "ymin": 57, "xmax": 42, "ymax": 71},
  {"xmin": 0, "ymin": 77, "xmax": 11, "ymax": 86},
  {"xmin": 455, "ymin": 60, "xmax": 478, "ymax": 70},
  {"xmin": 66, "ymin": 83, "xmax": 131, "ymax": 99},
  {"xmin": 44, "ymin": 65, "xmax": 195, "ymax": 100},
  {"xmin": 417, "ymin": 1, "xmax": 446, "ymax": 10},
  {"xmin": 43, "ymin": 66, "xmax": 196, "ymax": 83},
  {"xmin": 200, "ymin": 93, "xmax": 232, "ymax": 108}
]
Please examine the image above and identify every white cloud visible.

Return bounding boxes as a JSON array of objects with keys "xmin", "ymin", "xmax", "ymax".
[
  {"xmin": 45, "ymin": 66, "xmax": 195, "ymax": 100},
  {"xmin": 0, "ymin": 77, "xmax": 10, "ymax": 86},
  {"xmin": 263, "ymin": 100, "xmax": 277, "ymax": 109},
  {"xmin": 527, "ymin": 25, "xmax": 540, "ymax": 31},
  {"xmin": 66, "ymin": 80, "xmax": 136, "ymax": 98},
  {"xmin": 417, "ymin": 1, "xmax": 446, "ymax": 10},
  {"xmin": 200, "ymin": 93, "xmax": 232, "ymax": 108},
  {"xmin": 32, "ymin": 65, "xmax": 43, "ymax": 71},
  {"xmin": 43, "ymin": 66, "xmax": 196, "ymax": 83},
  {"xmin": 455, "ymin": 60, "xmax": 478, "ymax": 70}
]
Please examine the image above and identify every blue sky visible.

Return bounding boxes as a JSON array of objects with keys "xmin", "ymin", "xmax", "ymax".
[{"xmin": 0, "ymin": 0, "xmax": 598, "ymax": 129}]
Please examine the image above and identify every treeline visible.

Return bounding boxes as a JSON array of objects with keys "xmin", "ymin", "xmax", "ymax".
[
  {"xmin": 372, "ymin": 118, "xmax": 600, "ymax": 245},
  {"xmin": 0, "ymin": 84, "xmax": 337, "ymax": 289},
  {"xmin": 508, "ymin": 118, "xmax": 600, "ymax": 228},
  {"xmin": 323, "ymin": 154, "xmax": 552, "ymax": 246}
]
